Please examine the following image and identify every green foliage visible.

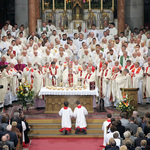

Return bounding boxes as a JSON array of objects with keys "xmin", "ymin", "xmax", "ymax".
[
  {"xmin": 116, "ymin": 94, "xmax": 134, "ymax": 115},
  {"xmin": 17, "ymin": 82, "xmax": 34, "ymax": 107}
]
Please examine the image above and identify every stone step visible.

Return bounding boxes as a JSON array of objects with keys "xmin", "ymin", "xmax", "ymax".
[
  {"xmin": 29, "ymin": 123, "xmax": 102, "ymax": 129},
  {"xmin": 27, "ymin": 119, "xmax": 106, "ymax": 124},
  {"xmin": 29, "ymin": 128, "xmax": 103, "ymax": 135}
]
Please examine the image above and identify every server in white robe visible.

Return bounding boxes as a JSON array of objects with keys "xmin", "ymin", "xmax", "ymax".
[
  {"xmin": 102, "ymin": 114, "xmax": 112, "ymax": 146},
  {"xmin": 74, "ymin": 100, "xmax": 88, "ymax": 134},
  {"xmin": 59, "ymin": 101, "xmax": 73, "ymax": 135}
]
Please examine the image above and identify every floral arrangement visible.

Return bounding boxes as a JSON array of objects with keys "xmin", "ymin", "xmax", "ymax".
[
  {"xmin": 116, "ymin": 94, "xmax": 134, "ymax": 115},
  {"xmin": 17, "ymin": 82, "xmax": 34, "ymax": 107}
]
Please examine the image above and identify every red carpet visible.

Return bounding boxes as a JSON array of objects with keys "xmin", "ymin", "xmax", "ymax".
[{"xmin": 29, "ymin": 138, "xmax": 104, "ymax": 150}]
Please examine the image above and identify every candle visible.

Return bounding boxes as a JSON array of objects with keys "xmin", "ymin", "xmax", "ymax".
[
  {"xmin": 89, "ymin": 0, "xmax": 91, "ymax": 10},
  {"xmin": 53, "ymin": 0, "xmax": 55, "ymax": 11},
  {"xmin": 101, "ymin": 0, "xmax": 103, "ymax": 12},
  {"xmin": 112, "ymin": 0, "xmax": 114, "ymax": 11},
  {"xmin": 64, "ymin": 0, "xmax": 66, "ymax": 11}
]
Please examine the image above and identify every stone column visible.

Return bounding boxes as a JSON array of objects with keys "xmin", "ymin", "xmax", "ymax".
[
  {"xmin": 125, "ymin": 0, "xmax": 144, "ymax": 30},
  {"xmin": 118, "ymin": 0, "xmax": 125, "ymax": 35},
  {"xmin": 36, "ymin": 0, "xmax": 41, "ymax": 19},
  {"xmin": 28, "ymin": 0, "xmax": 36, "ymax": 34}
]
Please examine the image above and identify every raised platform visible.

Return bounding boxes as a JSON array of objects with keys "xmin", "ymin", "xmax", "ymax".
[{"xmin": 27, "ymin": 118, "xmax": 105, "ymax": 138}]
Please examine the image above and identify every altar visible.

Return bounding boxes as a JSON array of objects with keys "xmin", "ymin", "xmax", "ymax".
[{"xmin": 39, "ymin": 87, "xmax": 99, "ymax": 113}]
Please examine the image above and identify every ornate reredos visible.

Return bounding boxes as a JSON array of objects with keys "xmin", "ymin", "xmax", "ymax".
[{"xmin": 72, "ymin": 0, "xmax": 84, "ymax": 9}]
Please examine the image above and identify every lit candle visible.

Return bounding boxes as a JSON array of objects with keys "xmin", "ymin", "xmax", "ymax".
[
  {"xmin": 112, "ymin": 0, "xmax": 114, "ymax": 11},
  {"xmin": 64, "ymin": 0, "xmax": 66, "ymax": 11},
  {"xmin": 53, "ymin": 0, "xmax": 55, "ymax": 11},
  {"xmin": 101, "ymin": 0, "xmax": 103, "ymax": 12},
  {"xmin": 89, "ymin": 0, "xmax": 91, "ymax": 11}
]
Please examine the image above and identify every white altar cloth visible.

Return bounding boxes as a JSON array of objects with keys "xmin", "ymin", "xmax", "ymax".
[{"xmin": 39, "ymin": 87, "xmax": 99, "ymax": 97}]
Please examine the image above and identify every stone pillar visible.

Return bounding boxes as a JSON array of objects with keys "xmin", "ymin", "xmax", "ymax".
[
  {"xmin": 125, "ymin": 0, "xmax": 144, "ymax": 30},
  {"xmin": 28, "ymin": 0, "xmax": 36, "ymax": 34},
  {"xmin": 117, "ymin": 0, "xmax": 125, "ymax": 35},
  {"xmin": 15, "ymin": 0, "xmax": 28, "ymax": 27},
  {"xmin": 36, "ymin": 0, "xmax": 41, "ymax": 19}
]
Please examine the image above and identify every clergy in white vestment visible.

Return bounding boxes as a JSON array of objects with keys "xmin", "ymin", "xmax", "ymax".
[
  {"xmin": 22, "ymin": 62, "xmax": 34, "ymax": 85},
  {"xmin": 66, "ymin": 68, "xmax": 78, "ymax": 87},
  {"xmin": 79, "ymin": 64, "xmax": 87, "ymax": 86},
  {"xmin": 144, "ymin": 61, "xmax": 150, "ymax": 104},
  {"xmin": 0, "ymin": 70, "xmax": 8, "ymax": 107},
  {"xmin": 59, "ymin": 101, "xmax": 73, "ymax": 135},
  {"xmin": 116, "ymin": 69, "xmax": 132, "ymax": 103},
  {"xmin": 42, "ymin": 62, "xmax": 50, "ymax": 87},
  {"xmin": 74, "ymin": 100, "xmax": 88, "ymax": 135},
  {"xmin": 111, "ymin": 67, "xmax": 122, "ymax": 104},
  {"xmin": 8, "ymin": 53, "xmax": 17, "ymax": 65},
  {"xmin": 20, "ymin": 50, "xmax": 30, "ymax": 65},
  {"xmin": 102, "ymin": 114, "xmax": 112, "ymax": 146},
  {"xmin": 2, "ymin": 65, "xmax": 13, "ymax": 106},
  {"xmin": 33, "ymin": 65, "xmax": 45, "ymax": 108},
  {"xmin": 31, "ymin": 50, "xmax": 42, "ymax": 66},
  {"xmin": 124, "ymin": 60, "xmax": 134, "ymax": 71},
  {"xmin": 98, "ymin": 63, "xmax": 112, "ymax": 107},
  {"xmin": 33, "ymin": 65, "xmax": 44, "ymax": 96},
  {"xmin": 109, "ymin": 22, "xmax": 118, "ymax": 37},
  {"xmin": 83, "ymin": 68, "xmax": 95, "ymax": 89},
  {"xmin": 106, "ymin": 49, "xmax": 117, "ymax": 68},
  {"xmin": 130, "ymin": 62, "xmax": 143, "ymax": 104},
  {"xmin": 49, "ymin": 61, "xmax": 60, "ymax": 86},
  {"xmin": 9, "ymin": 63, "xmax": 19, "ymax": 101}
]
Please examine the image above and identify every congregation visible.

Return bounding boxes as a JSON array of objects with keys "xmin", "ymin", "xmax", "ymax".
[{"xmin": 101, "ymin": 111, "xmax": 150, "ymax": 150}]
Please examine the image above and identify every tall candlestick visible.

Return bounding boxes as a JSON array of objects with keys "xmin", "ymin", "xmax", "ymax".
[
  {"xmin": 112, "ymin": 0, "xmax": 114, "ymax": 11},
  {"xmin": 64, "ymin": 0, "xmax": 66, "ymax": 11},
  {"xmin": 53, "ymin": 0, "xmax": 55, "ymax": 11},
  {"xmin": 89, "ymin": 0, "xmax": 91, "ymax": 11},
  {"xmin": 101, "ymin": 0, "xmax": 103, "ymax": 12}
]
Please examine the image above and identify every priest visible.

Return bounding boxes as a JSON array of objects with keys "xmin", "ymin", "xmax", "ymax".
[
  {"xmin": 144, "ymin": 61, "xmax": 150, "ymax": 104},
  {"xmin": 33, "ymin": 65, "xmax": 45, "ymax": 108},
  {"xmin": 49, "ymin": 61, "xmax": 59, "ymax": 86},
  {"xmin": 98, "ymin": 63, "xmax": 112, "ymax": 107},
  {"xmin": 22, "ymin": 62, "xmax": 34, "ymax": 85},
  {"xmin": 130, "ymin": 62, "xmax": 143, "ymax": 104}
]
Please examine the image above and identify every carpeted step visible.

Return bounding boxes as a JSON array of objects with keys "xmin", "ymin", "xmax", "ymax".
[
  {"xmin": 27, "ymin": 119, "xmax": 106, "ymax": 124},
  {"xmin": 29, "ymin": 128, "xmax": 103, "ymax": 134},
  {"xmin": 29, "ymin": 123, "xmax": 103, "ymax": 129},
  {"xmin": 29, "ymin": 133, "xmax": 103, "ymax": 138}
]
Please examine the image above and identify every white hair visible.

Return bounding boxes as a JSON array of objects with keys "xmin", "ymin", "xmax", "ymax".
[{"xmin": 6, "ymin": 125, "xmax": 12, "ymax": 131}]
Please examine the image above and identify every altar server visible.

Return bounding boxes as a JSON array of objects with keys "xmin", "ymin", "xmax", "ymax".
[
  {"xmin": 102, "ymin": 114, "xmax": 112, "ymax": 146},
  {"xmin": 59, "ymin": 101, "xmax": 73, "ymax": 135},
  {"xmin": 74, "ymin": 100, "xmax": 88, "ymax": 135}
]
